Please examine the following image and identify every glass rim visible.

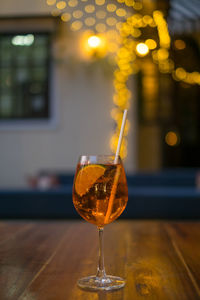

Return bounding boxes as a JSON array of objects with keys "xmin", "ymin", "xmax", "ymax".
[
  {"xmin": 78, "ymin": 155, "xmax": 122, "ymax": 164},
  {"xmin": 79, "ymin": 154, "xmax": 121, "ymax": 157}
]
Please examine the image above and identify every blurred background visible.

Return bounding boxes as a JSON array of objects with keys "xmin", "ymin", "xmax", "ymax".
[{"xmin": 0, "ymin": 0, "xmax": 200, "ymax": 218}]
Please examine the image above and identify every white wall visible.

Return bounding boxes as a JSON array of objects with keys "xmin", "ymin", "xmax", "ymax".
[
  {"xmin": 0, "ymin": 0, "xmax": 52, "ymax": 16},
  {"xmin": 0, "ymin": 0, "xmax": 137, "ymax": 187}
]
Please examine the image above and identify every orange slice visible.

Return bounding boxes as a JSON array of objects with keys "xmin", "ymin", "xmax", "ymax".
[{"xmin": 75, "ymin": 164, "xmax": 105, "ymax": 196}]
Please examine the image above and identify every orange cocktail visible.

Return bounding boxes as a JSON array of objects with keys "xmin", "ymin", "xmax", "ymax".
[
  {"xmin": 73, "ymin": 161, "xmax": 128, "ymax": 227},
  {"xmin": 72, "ymin": 155, "xmax": 128, "ymax": 291}
]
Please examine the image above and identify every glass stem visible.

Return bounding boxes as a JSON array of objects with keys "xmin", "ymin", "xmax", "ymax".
[{"xmin": 96, "ymin": 227, "xmax": 106, "ymax": 279}]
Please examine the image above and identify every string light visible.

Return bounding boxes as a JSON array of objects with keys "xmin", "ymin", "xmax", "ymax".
[
  {"xmin": 136, "ymin": 42, "xmax": 149, "ymax": 56},
  {"xmin": 174, "ymin": 39, "xmax": 186, "ymax": 50},
  {"xmin": 165, "ymin": 131, "xmax": 180, "ymax": 146},
  {"xmin": 48, "ymin": 0, "xmax": 134, "ymax": 35},
  {"xmin": 88, "ymin": 35, "xmax": 101, "ymax": 48},
  {"xmin": 145, "ymin": 39, "xmax": 157, "ymax": 50},
  {"xmin": 110, "ymin": 9, "xmax": 200, "ymax": 159},
  {"xmin": 47, "ymin": 0, "xmax": 56, "ymax": 5},
  {"xmin": 110, "ymin": 11, "xmax": 170, "ymax": 158},
  {"xmin": 56, "ymin": 1, "xmax": 66, "ymax": 10},
  {"xmin": 46, "ymin": 1, "xmax": 200, "ymax": 158}
]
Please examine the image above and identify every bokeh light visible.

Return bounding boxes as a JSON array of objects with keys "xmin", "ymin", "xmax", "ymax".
[
  {"xmin": 165, "ymin": 131, "xmax": 180, "ymax": 147},
  {"xmin": 85, "ymin": 17, "xmax": 96, "ymax": 26},
  {"xmin": 107, "ymin": 4, "xmax": 116, "ymax": 12},
  {"xmin": 71, "ymin": 20, "xmax": 83, "ymax": 31},
  {"xmin": 174, "ymin": 39, "xmax": 186, "ymax": 50},
  {"xmin": 56, "ymin": 1, "xmax": 66, "ymax": 10},
  {"xmin": 68, "ymin": 0, "xmax": 78, "ymax": 7},
  {"xmin": 61, "ymin": 12, "xmax": 71, "ymax": 21},
  {"xmin": 136, "ymin": 43, "xmax": 149, "ymax": 56},
  {"xmin": 73, "ymin": 10, "xmax": 84, "ymax": 19},
  {"xmin": 88, "ymin": 35, "xmax": 101, "ymax": 48},
  {"xmin": 145, "ymin": 39, "xmax": 157, "ymax": 50},
  {"xmin": 47, "ymin": 0, "xmax": 56, "ymax": 6}
]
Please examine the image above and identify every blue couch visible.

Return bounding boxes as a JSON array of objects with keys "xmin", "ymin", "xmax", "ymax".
[{"xmin": 0, "ymin": 169, "xmax": 200, "ymax": 219}]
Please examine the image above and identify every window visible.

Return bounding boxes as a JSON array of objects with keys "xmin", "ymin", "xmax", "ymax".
[
  {"xmin": 0, "ymin": 16, "xmax": 59, "ymax": 129},
  {"xmin": 0, "ymin": 32, "xmax": 50, "ymax": 121}
]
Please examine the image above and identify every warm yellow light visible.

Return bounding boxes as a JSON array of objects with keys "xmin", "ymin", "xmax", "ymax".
[
  {"xmin": 110, "ymin": 133, "xmax": 127, "ymax": 158},
  {"xmin": 184, "ymin": 74, "xmax": 195, "ymax": 85},
  {"xmin": 88, "ymin": 35, "xmax": 101, "ymax": 49},
  {"xmin": 175, "ymin": 68, "xmax": 187, "ymax": 80},
  {"xmin": 159, "ymin": 59, "xmax": 174, "ymax": 73},
  {"xmin": 149, "ymin": 20, "xmax": 156, "ymax": 27},
  {"xmin": 96, "ymin": 10, "xmax": 106, "ymax": 19},
  {"xmin": 125, "ymin": 0, "xmax": 134, "ymax": 7},
  {"xmin": 131, "ymin": 13, "xmax": 142, "ymax": 22},
  {"xmin": 107, "ymin": 29, "xmax": 119, "ymax": 40},
  {"xmin": 153, "ymin": 10, "xmax": 171, "ymax": 49},
  {"xmin": 145, "ymin": 39, "xmax": 157, "ymax": 50},
  {"xmin": 106, "ymin": 17, "xmax": 117, "ymax": 26},
  {"xmin": 118, "ymin": 48, "xmax": 131, "ymax": 59},
  {"xmin": 116, "ymin": 8, "xmax": 127, "ymax": 17},
  {"xmin": 95, "ymin": 0, "xmax": 105, "ymax": 5},
  {"xmin": 136, "ymin": 43, "xmax": 149, "ymax": 56},
  {"xmin": 116, "ymin": 22, "xmax": 123, "ymax": 31},
  {"xmin": 107, "ymin": 4, "xmax": 116, "ymax": 12},
  {"xmin": 143, "ymin": 15, "xmax": 152, "ymax": 24},
  {"xmin": 174, "ymin": 39, "xmax": 186, "ymax": 50},
  {"xmin": 80, "ymin": 32, "xmax": 107, "ymax": 59},
  {"xmin": 131, "ymin": 28, "xmax": 141, "ymax": 38},
  {"xmin": 51, "ymin": 9, "xmax": 61, "ymax": 16},
  {"xmin": 157, "ymin": 48, "xmax": 169, "ymax": 60},
  {"xmin": 165, "ymin": 131, "xmax": 179, "ymax": 146},
  {"xmin": 73, "ymin": 10, "xmax": 83, "ymax": 19},
  {"xmin": 56, "ymin": 1, "xmax": 66, "ymax": 9},
  {"xmin": 61, "ymin": 12, "xmax": 71, "ymax": 21},
  {"xmin": 133, "ymin": 2, "xmax": 142, "ymax": 10},
  {"xmin": 71, "ymin": 20, "xmax": 83, "ymax": 31},
  {"xmin": 96, "ymin": 23, "xmax": 106, "ymax": 32},
  {"xmin": 108, "ymin": 42, "xmax": 118, "ymax": 53},
  {"xmin": 192, "ymin": 72, "xmax": 200, "ymax": 84},
  {"xmin": 47, "ymin": 0, "xmax": 56, "ymax": 6},
  {"xmin": 85, "ymin": 4, "xmax": 95, "ymax": 13},
  {"xmin": 85, "ymin": 17, "xmax": 96, "ymax": 26},
  {"xmin": 68, "ymin": 0, "xmax": 78, "ymax": 7},
  {"xmin": 85, "ymin": 17, "xmax": 96, "ymax": 27}
]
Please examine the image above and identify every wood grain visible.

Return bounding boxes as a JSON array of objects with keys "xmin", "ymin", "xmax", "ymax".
[
  {"xmin": 0, "ymin": 220, "xmax": 199, "ymax": 299},
  {"xmin": 0, "ymin": 221, "xmax": 70, "ymax": 299},
  {"xmin": 166, "ymin": 222, "xmax": 200, "ymax": 297}
]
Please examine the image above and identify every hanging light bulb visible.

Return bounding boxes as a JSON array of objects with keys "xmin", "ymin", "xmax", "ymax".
[
  {"xmin": 88, "ymin": 35, "xmax": 101, "ymax": 48},
  {"xmin": 136, "ymin": 43, "xmax": 149, "ymax": 56}
]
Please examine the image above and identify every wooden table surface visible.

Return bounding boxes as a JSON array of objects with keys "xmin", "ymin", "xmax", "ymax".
[{"xmin": 0, "ymin": 220, "xmax": 200, "ymax": 300}]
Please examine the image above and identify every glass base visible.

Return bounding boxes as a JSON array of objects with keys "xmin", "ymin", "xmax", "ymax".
[{"xmin": 77, "ymin": 275, "xmax": 125, "ymax": 291}]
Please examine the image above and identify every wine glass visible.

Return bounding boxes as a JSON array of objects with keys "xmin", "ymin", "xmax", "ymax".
[{"xmin": 72, "ymin": 155, "xmax": 128, "ymax": 291}]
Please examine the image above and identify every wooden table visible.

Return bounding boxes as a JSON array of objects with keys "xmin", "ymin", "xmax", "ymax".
[{"xmin": 0, "ymin": 220, "xmax": 200, "ymax": 300}]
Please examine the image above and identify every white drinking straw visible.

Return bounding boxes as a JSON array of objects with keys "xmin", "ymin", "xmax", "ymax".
[
  {"xmin": 105, "ymin": 109, "xmax": 128, "ymax": 223},
  {"xmin": 114, "ymin": 109, "xmax": 128, "ymax": 164}
]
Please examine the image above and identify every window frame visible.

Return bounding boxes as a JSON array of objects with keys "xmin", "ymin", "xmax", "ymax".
[{"xmin": 0, "ymin": 16, "xmax": 58, "ymax": 130}]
